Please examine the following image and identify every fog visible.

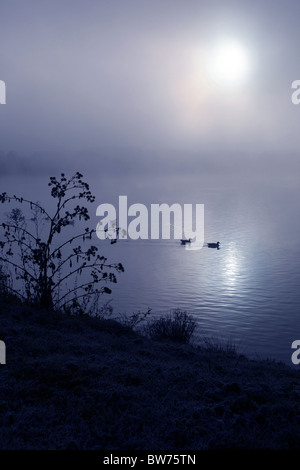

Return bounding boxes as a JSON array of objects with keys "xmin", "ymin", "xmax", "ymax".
[{"xmin": 0, "ymin": 0, "xmax": 300, "ymax": 181}]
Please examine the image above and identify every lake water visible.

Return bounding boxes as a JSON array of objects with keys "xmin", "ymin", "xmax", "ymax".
[{"xmin": 1, "ymin": 171, "xmax": 300, "ymax": 364}]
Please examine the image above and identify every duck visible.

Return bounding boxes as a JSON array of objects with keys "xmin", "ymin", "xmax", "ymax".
[
  {"xmin": 206, "ymin": 241, "xmax": 220, "ymax": 249},
  {"xmin": 180, "ymin": 238, "xmax": 192, "ymax": 245}
]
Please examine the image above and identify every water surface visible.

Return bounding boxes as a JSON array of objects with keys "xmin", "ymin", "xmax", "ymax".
[{"xmin": 1, "ymin": 172, "xmax": 300, "ymax": 363}]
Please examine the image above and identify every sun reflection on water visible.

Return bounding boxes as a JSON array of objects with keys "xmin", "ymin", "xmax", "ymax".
[{"xmin": 222, "ymin": 243, "xmax": 241, "ymax": 289}]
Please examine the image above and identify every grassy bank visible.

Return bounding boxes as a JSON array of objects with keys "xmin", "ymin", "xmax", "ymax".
[{"xmin": 0, "ymin": 296, "xmax": 300, "ymax": 450}]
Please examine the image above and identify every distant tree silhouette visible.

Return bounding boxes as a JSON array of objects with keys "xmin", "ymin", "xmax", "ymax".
[{"xmin": 0, "ymin": 172, "xmax": 124, "ymax": 311}]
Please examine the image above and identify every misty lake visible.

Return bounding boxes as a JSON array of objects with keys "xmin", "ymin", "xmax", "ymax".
[{"xmin": 1, "ymin": 170, "xmax": 300, "ymax": 364}]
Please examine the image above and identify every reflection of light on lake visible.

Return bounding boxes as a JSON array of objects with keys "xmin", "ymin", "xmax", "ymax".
[{"xmin": 222, "ymin": 243, "xmax": 240, "ymax": 288}]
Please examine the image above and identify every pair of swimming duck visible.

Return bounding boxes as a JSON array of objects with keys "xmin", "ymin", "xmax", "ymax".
[{"xmin": 180, "ymin": 239, "xmax": 220, "ymax": 249}]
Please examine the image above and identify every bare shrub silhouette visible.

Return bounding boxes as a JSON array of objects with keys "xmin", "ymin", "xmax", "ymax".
[
  {"xmin": 0, "ymin": 172, "xmax": 124, "ymax": 311},
  {"xmin": 145, "ymin": 310, "xmax": 196, "ymax": 344}
]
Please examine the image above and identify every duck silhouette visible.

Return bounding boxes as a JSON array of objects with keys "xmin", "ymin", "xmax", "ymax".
[
  {"xmin": 206, "ymin": 241, "xmax": 220, "ymax": 249},
  {"xmin": 180, "ymin": 238, "xmax": 192, "ymax": 245}
]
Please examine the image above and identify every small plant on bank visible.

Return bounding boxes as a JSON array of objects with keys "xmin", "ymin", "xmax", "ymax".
[
  {"xmin": 119, "ymin": 308, "xmax": 152, "ymax": 330},
  {"xmin": 0, "ymin": 172, "xmax": 124, "ymax": 312},
  {"xmin": 145, "ymin": 309, "xmax": 196, "ymax": 344}
]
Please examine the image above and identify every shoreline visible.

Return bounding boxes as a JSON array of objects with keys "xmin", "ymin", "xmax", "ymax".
[{"xmin": 1, "ymin": 296, "xmax": 300, "ymax": 450}]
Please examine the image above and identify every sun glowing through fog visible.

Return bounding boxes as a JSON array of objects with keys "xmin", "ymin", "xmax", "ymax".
[{"xmin": 207, "ymin": 40, "xmax": 250, "ymax": 86}]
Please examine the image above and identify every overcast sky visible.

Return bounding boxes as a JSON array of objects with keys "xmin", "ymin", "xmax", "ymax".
[{"xmin": 0, "ymin": 0, "xmax": 300, "ymax": 175}]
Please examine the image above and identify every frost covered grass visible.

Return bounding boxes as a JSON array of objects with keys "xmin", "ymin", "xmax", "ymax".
[{"xmin": 1, "ymin": 296, "xmax": 300, "ymax": 449}]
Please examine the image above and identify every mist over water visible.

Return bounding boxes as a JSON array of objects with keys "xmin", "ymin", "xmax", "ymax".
[
  {"xmin": 3, "ymin": 1, "xmax": 300, "ymax": 454},
  {"xmin": 1, "ymin": 169, "xmax": 299, "ymax": 364}
]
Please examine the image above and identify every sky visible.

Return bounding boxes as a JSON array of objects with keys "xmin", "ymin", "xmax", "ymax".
[{"xmin": 0, "ymin": 0, "xmax": 300, "ymax": 176}]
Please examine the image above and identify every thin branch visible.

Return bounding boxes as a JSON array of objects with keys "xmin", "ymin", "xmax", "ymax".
[
  {"xmin": 49, "ymin": 249, "xmax": 101, "ymax": 280},
  {"xmin": 3, "ymin": 196, "xmax": 51, "ymax": 220},
  {"xmin": 0, "ymin": 238, "xmax": 34, "ymax": 252},
  {"xmin": 0, "ymin": 256, "xmax": 38, "ymax": 282},
  {"xmin": 54, "ymin": 281, "xmax": 100, "ymax": 306},
  {"xmin": 1, "ymin": 224, "xmax": 39, "ymax": 243},
  {"xmin": 55, "ymin": 289, "xmax": 105, "ymax": 309},
  {"xmin": 51, "ymin": 262, "xmax": 120, "ymax": 291},
  {"xmin": 49, "ymin": 229, "xmax": 96, "ymax": 259},
  {"xmin": 60, "ymin": 193, "xmax": 82, "ymax": 211}
]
